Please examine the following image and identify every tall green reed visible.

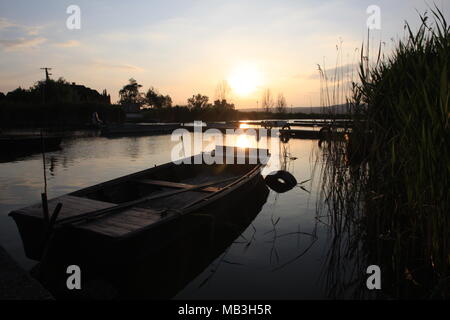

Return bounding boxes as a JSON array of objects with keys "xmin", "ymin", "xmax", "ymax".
[{"xmin": 317, "ymin": 8, "xmax": 449, "ymax": 298}]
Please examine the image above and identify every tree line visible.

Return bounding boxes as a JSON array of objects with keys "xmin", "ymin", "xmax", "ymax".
[
  {"xmin": 0, "ymin": 76, "xmax": 289, "ymax": 114},
  {"xmin": 0, "ymin": 78, "xmax": 110, "ymax": 104},
  {"xmin": 0, "ymin": 76, "xmax": 332, "ymax": 127},
  {"xmin": 118, "ymin": 78, "xmax": 291, "ymax": 114},
  {"xmin": 0, "ymin": 78, "xmax": 121, "ymax": 128},
  {"xmin": 118, "ymin": 78, "xmax": 235, "ymax": 112}
]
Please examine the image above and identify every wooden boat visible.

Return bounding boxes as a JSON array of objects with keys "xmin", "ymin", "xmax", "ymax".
[
  {"xmin": 10, "ymin": 146, "xmax": 269, "ymax": 265},
  {"xmin": 35, "ymin": 177, "xmax": 270, "ymax": 299}
]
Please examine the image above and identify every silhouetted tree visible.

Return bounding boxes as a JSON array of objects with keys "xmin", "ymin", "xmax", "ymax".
[
  {"xmin": 145, "ymin": 87, "xmax": 160, "ymax": 108},
  {"xmin": 187, "ymin": 94, "xmax": 209, "ymax": 110},
  {"xmin": 32, "ymin": 78, "xmax": 76, "ymax": 103},
  {"xmin": 276, "ymin": 93, "xmax": 287, "ymax": 113},
  {"xmin": 215, "ymin": 80, "xmax": 231, "ymax": 101},
  {"xmin": 162, "ymin": 95, "xmax": 172, "ymax": 108},
  {"xmin": 6, "ymin": 87, "xmax": 31, "ymax": 102},
  {"xmin": 145, "ymin": 87, "xmax": 172, "ymax": 108},
  {"xmin": 119, "ymin": 78, "xmax": 143, "ymax": 106},
  {"xmin": 213, "ymin": 99, "xmax": 235, "ymax": 110},
  {"xmin": 261, "ymin": 89, "xmax": 274, "ymax": 112}
]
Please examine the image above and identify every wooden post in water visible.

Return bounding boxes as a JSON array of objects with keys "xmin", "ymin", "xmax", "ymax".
[{"xmin": 41, "ymin": 193, "xmax": 49, "ymax": 223}]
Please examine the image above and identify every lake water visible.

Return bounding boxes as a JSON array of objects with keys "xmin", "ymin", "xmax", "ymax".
[{"xmin": 0, "ymin": 131, "xmax": 361, "ymax": 299}]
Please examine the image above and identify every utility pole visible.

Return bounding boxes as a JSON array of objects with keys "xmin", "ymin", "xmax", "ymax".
[
  {"xmin": 40, "ymin": 67, "xmax": 52, "ymax": 81},
  {"xmin": 39, "ymin": 67, "xmax": 52, "ymax": 223},
  {"xmin": 40, "ymin": 67, "xmax": 52, "ymax": 104}
]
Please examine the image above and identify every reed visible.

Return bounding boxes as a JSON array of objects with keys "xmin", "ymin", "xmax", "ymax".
[{"xmin": 317, "ymin": 8, "xmax": 449, "ymax": 298}]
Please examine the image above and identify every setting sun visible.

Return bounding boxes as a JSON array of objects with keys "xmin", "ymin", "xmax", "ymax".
[{"xmin": 227, "ymin": 64, "xmax": 263, "ymax": 97}]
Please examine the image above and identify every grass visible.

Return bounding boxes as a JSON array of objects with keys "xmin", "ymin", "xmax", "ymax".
[{"xmin": 316, "ymin": 8, "xmax": 449, "ymax": 299}]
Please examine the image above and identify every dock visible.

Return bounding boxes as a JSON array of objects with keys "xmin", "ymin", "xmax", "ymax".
[
  {"xmin": 0, "ymin": 246, "xmax": 53, "ymax": 300},
  {"xmin": 101, "ymin": 122, "xmax": 241, "ymax": 137},
  {"xmin": 101, "ymin": 123, "xmax": 182, "ymax": 136},
  {"xmin": 279, "ymin": 128, "xmax": 348, "ymax": 140},
  {"xmin": 99, "ymin": 121, "xmax": 350, "ymax": 140},
  {"xmin": 293, "ymin": 120, "xmax": 354, "ymax": 128},
  {"xmin": 279, "ymin": 129, "xmax": 322, "ymax": 139}
]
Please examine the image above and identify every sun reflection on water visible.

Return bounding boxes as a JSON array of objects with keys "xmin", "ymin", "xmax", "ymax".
[{"xmin": 235, "ymin": 134, "xmax": 252, "ymax": 149}]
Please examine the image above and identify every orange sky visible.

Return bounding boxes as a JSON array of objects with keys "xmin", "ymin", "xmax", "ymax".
[{"xmin": 0, "ymin": 0, "xmax": 447, "ymax": 108}]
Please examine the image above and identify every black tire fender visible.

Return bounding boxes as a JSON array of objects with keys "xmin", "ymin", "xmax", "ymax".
[{"xmin": 264, "ymin": 170, "xmax": 297, "ymax": 193}]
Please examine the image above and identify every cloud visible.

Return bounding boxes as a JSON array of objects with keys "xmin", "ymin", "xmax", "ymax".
[
  {"xmin": 26, "ymin": 26, "xmax": 43, "ymax": 36},
  {"xmin": 0, "ymin": 37, "xmax": 47, "ymax": 51},
  {"xmin": 0, "ymin": 18, "xmax": 47, "ymax": 51},
  {"xmin": 54, "ymin": 40, "xmax": 81, "ymax": 48},
  {"xmin": 0, "ymin": 18, "xmax": 17, "ymax": 30},
  {"xmin": 0, "ymin": 17, "xmax": 43, "ymax": 35},
  {"xmin": 92, "ymin": 60, "xmax": 145, "ymax": 72}
]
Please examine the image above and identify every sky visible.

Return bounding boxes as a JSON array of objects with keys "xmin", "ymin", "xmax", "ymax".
[{"xmin": 0, "ymin": 0, "xmax": 448, "ymax": 108}]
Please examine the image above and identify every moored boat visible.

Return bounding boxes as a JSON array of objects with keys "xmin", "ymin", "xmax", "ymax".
[
  {"xmin": 10, "ymin": 146, "xmax": 270, "ymax": 265},
  {"xmin": 34, "ymin": 177, "xmax": 270, "ymax": 299}
]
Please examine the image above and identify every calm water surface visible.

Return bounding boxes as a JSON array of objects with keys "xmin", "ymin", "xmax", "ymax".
[{"xmin": 0, "ymin": 132, "xmax": 346, "ymax": 299}]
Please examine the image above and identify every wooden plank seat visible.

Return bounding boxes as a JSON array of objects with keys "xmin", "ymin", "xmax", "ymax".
[
  {"xmin": 74, "ymin": 206, "xmax": 165, "ymax": 238},
  {"xmin": 134, "ymin": 179, "xmax": 220, "ymax": 193}
]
